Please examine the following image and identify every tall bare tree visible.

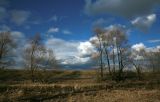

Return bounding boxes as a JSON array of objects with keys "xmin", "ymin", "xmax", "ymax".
[
  {"xmin": 24, "ymin": 33, "xmax": 45, "ymax": 82},
  {"xmin": 94, "ymin": 28, "xmax": 105, "ymax": 79}
]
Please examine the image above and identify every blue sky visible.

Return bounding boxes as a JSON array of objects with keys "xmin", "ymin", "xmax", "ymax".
[{"xmin": 0, "ymin": 0, "xmax": 160, "ymax": 68}]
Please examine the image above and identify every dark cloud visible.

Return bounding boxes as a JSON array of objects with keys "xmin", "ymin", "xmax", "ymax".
[
  {"xmin": 85, "ymin": 0, "xmax": 160, "ymax": 18},
  {"xmin": 0, "ymin": 0, "xmax": 10, "ymax": 7},
  {"xmin": 10, "ymin": 10, "xmax": 31, "ymax": 25},
  {"xmin": 0, "ymin": 7, "xmax": 7, "ymax": 21}
]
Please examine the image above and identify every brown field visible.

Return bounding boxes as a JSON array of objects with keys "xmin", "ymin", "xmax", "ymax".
[{"xmin": 0, "ymin": 69, "xmax": 160, "ymax": 102}]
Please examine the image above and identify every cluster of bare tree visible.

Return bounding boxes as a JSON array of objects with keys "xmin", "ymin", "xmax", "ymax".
[
  {"xmin": 0, "ymin": 31, "xmax": 160, "ymax": 82},
  {"xmin": 92, "ymin": 27, "xmax": 160, "ymax": 81},
  {"xmin": 0, "ymin": 32, "xmax": 57, "ymax": 82},
  {"xmin": 91, "ymin": 27, "xmax": 129, "ymax": 81},
  {"xmin": 24, "ymin": 33, "xmax": 57, "ymax": 82}
]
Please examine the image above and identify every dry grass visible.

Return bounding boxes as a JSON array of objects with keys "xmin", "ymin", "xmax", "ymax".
[
  {"xmin": 1, "ymin": 89, "xmax": 160, "ymax": 102},
  {"xmin": 0, "ymin": 81, "xmax": 160, "ymax": 102},
  {"xmin": 0, "ymin": 69, "xmax": 160, "ymax": 102},
  {"xmin": 66, "ymin": 89, "xmax": 160, "ymax": 102}
]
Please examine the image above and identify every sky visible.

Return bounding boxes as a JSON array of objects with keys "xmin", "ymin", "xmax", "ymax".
[{"xmin": 0, "ymin": 0, "xmax": 160, "ymax": 69}]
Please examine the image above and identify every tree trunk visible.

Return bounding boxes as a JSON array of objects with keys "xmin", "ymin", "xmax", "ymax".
[
  {"xmin": 97, "ymin": 35, "xmax": 103, "ymax": 79},
  {"xmin": 31, "ymin": 69, "xmax": 35, "ymax": 82},
  {"xmin": 112, "ymin": 45, "xmax": 115, "ymax": 74},
  {"xmin": 133, "ymin": 62, "xmax": 142, "ymax": 80},
  {"xmin": 30, "ymin": 46, "xmax": 35, "ymax": 82},
  {"xmin": 100, "ymin": 44, "xmax": 103, "ymax": 79},
  {"xmin": 104, "ymin": 44, "xmax": 111, "ymax": 76}
]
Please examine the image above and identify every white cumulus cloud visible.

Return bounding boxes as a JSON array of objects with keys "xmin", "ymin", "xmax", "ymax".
[
  {"xmin": 78, "ymin": 41, "xmax": 96, "ymax": 57},
  {"xmin": 131, "ymin": 14, "xmax": 156, "ymax": 32},
  {"xmin": 132, "ymin": 43, "xmax": 146, "ymax": 52},
  {"xmin": 45, "ymin": 37, "xmax": 97, "ymax": 65},
  {"xmin": 131, "ymin": 43, "xmax": 160, "ymax": 60}
]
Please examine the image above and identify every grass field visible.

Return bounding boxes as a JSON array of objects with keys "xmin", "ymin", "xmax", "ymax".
[{"xmin": 0, "ymin": 69, "xmax": 160, "ymax": 102}]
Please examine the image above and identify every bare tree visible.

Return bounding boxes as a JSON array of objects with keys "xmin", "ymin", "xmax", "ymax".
[
  {"xmin": 24, "ymin": 33, "xmax": 45, "ymax": 82},
  {"xmin": 38, "ymin": 48, "xmax": 58, "ymax": 83},
  {"xmin": 0, "ymin": 32, "xmax": 15, "ymax": 69},
  {"xmin": 133, "ymin": 61, "xmax": 142, "ymax": 80},
  {"xmin": 130, "ymin": 48, "xmax": 147, "ymax": 80}
]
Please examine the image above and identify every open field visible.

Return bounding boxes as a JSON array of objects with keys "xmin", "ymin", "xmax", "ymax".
[
  {"xmin": 0, "ymin": 69, "xmax": 160, "ymax": 102},
  {"xmin": 1, "ymin": 0, "xmax": 160, "ymax": 101}
]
